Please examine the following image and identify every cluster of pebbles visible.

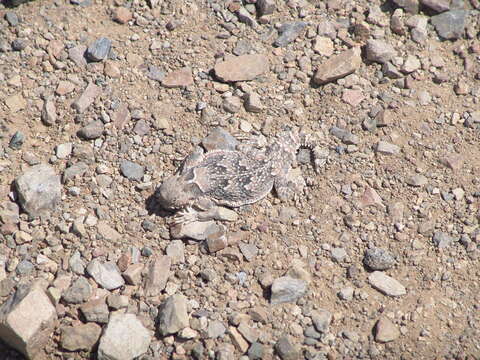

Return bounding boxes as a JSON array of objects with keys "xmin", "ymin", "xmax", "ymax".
[{"xmin": 0, "ymin": 0, "xmax": 479, "ymax": 359}]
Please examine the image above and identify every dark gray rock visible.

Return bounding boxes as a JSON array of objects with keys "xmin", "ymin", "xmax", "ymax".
[
  {"xmin": 77, "ymin": 120, "xmax": 104, "ymax": 140},
  {"xmin": 431, "ymin": 10, "xmax": 468, "ymax": 40},
  {"xmin": 432, "ymin": 231, "xmax": 453, "ymax": 248},
  {"xmin": 275, "ymin": 336, "xmax": 299, "ymax": 360},
  {"xmin": 274, "ymin": 22, "xmax": 307, "ymax": 47},
  {"xmin": 157, "ymin": 294, "xmax": 189, "ymax": 336},
  {"xmin": 5, "ymin": 12, "xmax": 19, "ymax": 27},
  {"xmin": 9, "ymin": 131, "xmax": 24, "ymax": 150},
  {"xmin": 86, "ymin": 37, "xmax": 111, "ymax": 62},
  {"xmin": 62, "ymin": 277, "xmax": 92, "ymax": 304},
  {"xmin": 11, "ymin": 38, "xmax": 26, "ymax": 51},
  {"xmin": 363, "ymin": 247, "xmax": 395, "ymax": 271}
]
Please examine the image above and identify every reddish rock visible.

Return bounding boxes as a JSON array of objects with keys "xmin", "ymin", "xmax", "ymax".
[
  {"xmin": 214, "ymin": 54, "xmax": 269, "ymax": 82},
  {"xmin": 312, "ymin": 47, "xmax": 362, "ymax": 85},
  {"xmin": 112, "ymin": 7, "xmax": 132, "ymax": 24},
  {"xmin": 162, "ymin": 67, "xmax": 194, "ymax": 88}
]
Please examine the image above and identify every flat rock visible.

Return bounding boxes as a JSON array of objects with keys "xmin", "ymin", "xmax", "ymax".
[
  {"xmin": 80, "ymin": 298, "xmax": 109, "ymax": 323},
  {"xmin": 5, "ymin": 94, "xmax": 26, "ymax": 113},
  {"xmin": 275, "ymin": 336, "xmax": 299, "ymax": 360},
  {"xmin": 214, "ymin": 54, "xmax": 269, "ymax": 82},
  {"xmin": 41, "ymin": 98, "xmax": 57, "ymax": 126},
  {"xmin": 311, "ymin": 309, "xmax": 332, "ymax": 333},
  {"xmin": 376, "ymin": 141, "xmax": 400, "ymax": 155},
  {"xmin": 375, "ymin": 317, "xmax": 400, "ymax": 343},
  {"xmin": 77, "ymin": 120, "xmax": 104, "ymax": 140},
  {"xmin": 62, "ymin": 276, "xmax": 92, "ymax": 304},
  {"xmin": 15, "ymin": 164, "xmax": 62, "ymax": 217},
  {"xmin": 86, "ymin": 259, "xmax": 125, "ymax": 290},
  {"xmin": 368, "ymin": 271, "xmax": 406, "ymax": 297},
  {"xmin": 406, "ymin": 174, "xmax": 427, "ymax": 187},
  {"xmin": 431, "ymin": 10, "xmax": 468, "ymax": 40},
  {"xmin": 313, "ymin": 47, "xmax": 362, "ymax": 85},
  {"xmin": 0, "ymin": 284, "xmax": 57, "ymax": 359},
  {"xmin": 61, "ymin": 323, "xmax": 102, "ymax": 351},
  {"xmin": 207, "ymin": 320, "xmax": 226, "ymax": 338},
  {"xmin": 162, "ymin": 67, "xmax": 194, "ymax": 88},
  {"xmin": 144, "ymin": 255, "xmax": 171, "ymax": 296},
  {"xmin": 157, "ymin": 294, "xmax": 189, "ymax": 336},
  {"xmin": 119, "ymin": 160, "xmax": 144, "ymax": 181},
  {"xmin": 97, "ymin": 313, "xmax": 152, "ymax": 360},
  {"xmin": 201, "ymin": 128, "xmax": 239, "ymax": 151},
  {"xmin": 72, "ymin": 82, "xmax": 101, "ymax": 113},
  {"xmin": 270, "ymin": 276, "xmax": 307, "ymax": 304}
]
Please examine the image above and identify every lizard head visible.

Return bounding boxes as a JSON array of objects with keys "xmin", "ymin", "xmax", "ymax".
[{"xmin": 155, "ymin": 171, "xmax": 201, "ymax": 211}]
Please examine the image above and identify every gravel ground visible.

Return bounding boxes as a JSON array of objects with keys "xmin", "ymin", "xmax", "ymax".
[{"xmin": 0, "ymin": 0, "xmax": 479, "ymax": 359}]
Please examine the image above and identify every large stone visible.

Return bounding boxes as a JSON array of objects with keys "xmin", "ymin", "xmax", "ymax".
[
  {"xmin": 374, "ymin": 317, "xmax": 400, "ymax": 343},
  {"xmin": 0, "ymin": 284, "xmax": 57, "ymax": 359},
  {"xmin": 431, "ymin": 10, "xmax": 468, "ymax": 40},
  {"xmin": 72, "ymin": 82, "xmax": 101, "ymax": 113},
  {"xmin": 161, "ymin": 67, "xmax": 194, "ymax": 88},
  {"xmin": 144, "ymin": 255, "xmax": 171, "ymax": 297},
  {"xmin": 157, "ymin": 294, "xmax": 189, "ymax": 336},
  {"xmin": 61, "ymin": 323, "xmax": 102, "ymax": 351},
  {"xmin": 15, "ymin": 164, "xmax": 62, "ymax": 217},
  {"xmin": 365, "ymin": 39, "xmax": 397, "ymax": 64},
  {"xmin": 214, "ymin": 54, "xmax": 269, "ymax": 82},
  {"xmin": 368, "ymin": 271, "xmax": 406, "ymax": 297},
  {"xmin": 270, "ymin": 276, "xmax": 307, "ymax": 304},
  {"xmin": 97, "ymin": 313, "xmax": 152, "ymax": 360},
  {"xmin": 313, "ymin": 47, "xmax": 361, "ymax": 85},
  {"xmin": 86, "ymin": 259, "xmax": 125, "ymax": 290},
  {"xmin": 274, "ymin": 22, "xmax": 307, "ymax": 47}
]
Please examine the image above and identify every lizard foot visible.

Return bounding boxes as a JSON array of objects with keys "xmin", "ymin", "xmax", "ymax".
[{"xmin": 171, "ymin": 207, "xmax": 198, "ymax": 225}]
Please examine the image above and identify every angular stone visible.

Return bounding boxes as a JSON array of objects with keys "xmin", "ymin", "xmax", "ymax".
[
  {"xmin": 358, "ymin": 187, "xmax": 383, "ymax": 208},
  {"xmin": 374, "ymin": 317, "xmax": 400, "ymax": 343},
  {"xmin": 313, "ymin": 36, "xmax": 334, "ymax": 57},
  {"xmin": 68, "ymin": 45, "xmax": 88, "ymax": 68},
  {"xmin": 229, "ymin": 326, "xmax": 249, "ymax": 353},
  {"xmin": 392, "ymin": 0, "xmax": 419, "ymax": 13},
  {"xmin": 61, "ymin": 323, "xmax": 102, "ymax": 351},
  {"xmin": 144, "ymin": 255, "xmax": 171, "ymax": 297},
  {"xmin": 270, "ymin": 276, "xmax": 307, "ymax": 305},
  {"xmin": 112, "ymin": 7, "xmax": 132, "ymax": 24},
  {"xmin": 41, "ymin": 98, "xmax": 57, "ymax": 126},
  {"xmin": 311, "ymin": 309, "xmax": 332, "ymax": 333},
  {"xmin": 62, "ymin": 276, "xmax": 92, "ymax": 304},
  {"xmin": 157, "ymin": 294, "xmax": 189, "ymax": 336},
  {"xmin": 431, "ymin": 10, "xmax": 468, "ymax": 40},
  {"xmin": 376, "ymin": 141, "xmax": 400, "ymax": 155},
  {"xmin": 312, "ymin": 47, "xmax": 362, "ymax": 85},
  {"xmin": 15, "ymin": 164, "xmax": 62, "ymax": 217},
  {"xmin": 440, "ymin": 154, "xmax": 463, "ymax": 171},
  {"xmin": 214, "ymin": 54, "xmax": 269, "ymax": 82},
  {"xmin": 63, "ymin": 162, "xmax": 89, "ymax": 182},
  {"xmin": 406, "ymin": 174, "xmax": 427, "ymax": 187},
  {"xmin": 256, "ymin": 0, "xmax": 275, "ymax": 16},
  {"xmin": 368, "ymin": 271, "xmax": 406, "ymax": 297},
  {"xmin": 97, "ymin": 221, "xmax": 121, "ymax": 242},
  {"xmin": 432, "ymin": 231, "xmax": 453, "ymax": 249},
  {"xmin": 56, "ymin": 143, "xmax": 73, "ymax": 159},
  {"xmin": 275, "ymin": 336, "xmax": 299, "ymax": 360},
  {"xmin": 5, "ymin": 94, "xmax": 26, "ymax": 113},
  {"xmin": 202, "ymin": 128, "xmax": 239, "ymax": 151},
  {"xmin": 236, "ymin": 7, "xmax": 257, "ymax": 28},
  {"xmin": 72, "ymin": 82, "xmax": 101, "ymax": 113},
  {"xmin": 56, "ymin": 80, "xmax": 75, "ymax": 96},
  {"xmin": 0, "ymin": 284, "xmax": 57, "ymax": 359},
  {"xmin": 86, "ymin": 259, "xmax": 125, "ymax": 290},
  {"xmin": 77, "ymin": 120, "xmax": 104, "ymax": 140},
  {"xmin": 366, "ymin": 39, "xmax": 397, "ymax": 64},
  {"xmin": 162, "ymin": 67, "xmax": 193, "ymax": 88},
  {"xmin": 86, "ymin": 37, "xmax": 111, "ymax": 62},
  {"xmin": 80, "ymin": 298, "xmax": 109, "ymax": 323},
  {"xmin": 123, "ymin": 263, "xmax": 144, "ymax": 285},
  {"xmin": 342, "ymin": 89, "xmax": 364, "ymax": 107},
  {"xmin": 207, "ymin": 320, "xmax": 226, "ymax": 338},
  {"xmin": 97, "ymin": 313, "xmax": 152, "ymax": 360},
  {"xmin": 274, "ymin": 22, "xmax": 307, "ymax": 47},
  {"xmin": 237, "ymin": 322, "xmax": 259, "ymax": 344}
]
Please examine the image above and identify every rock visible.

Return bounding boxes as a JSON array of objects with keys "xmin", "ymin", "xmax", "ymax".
[
  {"xmin": 331, "ymin": 247, "xmax": 347, "ymax": 263},
  {"xmin": 97, "ymin": 313, "xmax": 151, "ymax": 360},
  {"xmin": 86, "ymin": 37, "xmax": 111, "ymax": 62},
  {"xmin": 248, "ymin": 342, "xmax": 265, "ymax": 359},
  {"xmin": 86, "ymin": 259, "xmax": 125, "ymax": 290},
  {"xmin": 363, "ymin": 248, "xmax": 395, "ymax": 271},
  {"xmin": 123, "ymin": 263, "xmax": 144, "ymax": 285},
  {"xmin": 214, "ymin": 54, "xmax": 269, "ymax": 82},
  {"xmin": 56, "ymin": 143, "xmax": 73, "ymax": 159},
  {"xmin": 311, "ymin": 309, "xmax": 332, "ymax": 333},
  {"xmin": 112, "ymin": 7, "xmax": 132, "ymax": 24},
  {"xmin": 365, "ymin": 39, "xmax": 397, "ymax": 64},
  {"xmin": 63, "ymin": 162, "xmax": 89, "ymax": 183},
  {"xmin": 313, "ymin": 36, "xmax": 334, "ymax": 56},
  {"xmin": 368, "ymin": 271, "xmax": 406, "ymax": 297},
  {"xmin": 5, "ymin": 12, "xmax": 19, "ymax": 27},
  {"xmin": 62, "ymin": 276, "xmax": 92, "ymax": 304},
  {"xmin": 144, "ymin": 255, "xmax": 171, "ymax": 296},
  {"xmin": 171, "ymin": 220, "xmax": 225, "ymax": 242},
  {"xmin": 440, "ymin": 154, "xmax": 463, "ymax": 170},
  {"xmin": 237, "ymin": 322, "xmax": 259, "ymax": 344},
  {"xmin": 392, "ymin": 0, "xmax": 419, "ymax": 13},
  {"xmin": 239, "ymin": 242, "xmax": 257, "ymax": 262},
  {"xmin": 165, "ymin": 240, "xmax": 185, "ymax": 264},
  {"xmin": 68, "ymin": 45, "xmax": 88, "ymax": 67},
  {"xmin": 270, "ymin": 276, "xmax": 307, "ymax": 304},
  {"xmin": 72, "ymin": 82, "xmax": 101, "ymax": 113},
  {"xmin": 162, "ymin": 67, "xmax": 194, "ymax": 88},
  {"xmin": 432, "ymin": 231, "xmax": 453, "ymax": 248},
  {"xmin": 5, "ymin": 94, "xmax": 26, "ymax": 113},
  {"xmin": 406, "ymin": 174, "xmax": 427, "ymax": 187},
  {"xmin": 342, "ymin": 89, "xmax": 364, "ymax": 107},
  {"xmin": 207, "ymin": 320, "xmax": 226, "ymax": 338},
  {"xmin": 77, "ymin": 120, "xmax": 104, "ymax": 140},
  {"xmin": 401, "ymin": 55, "xmax": 421, "ymax": 73},
  {"xmin": 202, "ymin": 128, "xmax": 239, "ymax": 151},
  {"xmin": 0, "ymin": 284, "xmax": 57, "ymax": 359},
  {"xmin": 229, "ymin": 326, "xmax": 249, "ymax": 353},
  {"xmin": 236, "ymin": 7, "xmax": 257, "ymax": 28},
  {"xmin": 256, "ymin": 0, "xmax": 275, "ymax": 16},
  {"xmin": 374, "ymin": 317, "xmax": 400, "ymax": 343},
  {"xmin": 157, "ymin": 294, "xmax": 189, "ymax": 336},
  {"xmin": 223, "ymin": 96, "xmax": 242, "ymax": 113},
  {"xmin": 244, "ymin": 92, "xmax": 263, "ymax": 113},
  {"xmin": 80, "ymin": 298, "xmax": 109, "ymax": 323},
  {"xmin": 358, "ymin": 187, "xmax": 383, "ymax": 207},
  {"xmin": 9, "ymin": 131, "xmax": 24, "ymax": 150},
  {"xmin": 41, "ymin": 98, "xmax": 57, "ymax": 126},
  {"xmin": 376, "ymin": 141, "xmax": 400, "ymax": 155},
  {"xmin": 15, "ymin": 164, "xmax": 62, "ymax": 217},
  {"xmin": 119, "ymin": 160, "xmax": 144, "ymax": 181},
  {"xmin": 61, "ymin": 323, "xmax": 102, "ymax": 351},
  {"xmin": 275, "ymin": 336, "xmax": 299, "ymax": 360},
  {"xmin": 431, "ymin": 10, "xmax": 468, "ymax": 40},
  {"xmin": 312, "ymin": 47, "xmax": 362, "ymax": 85},
  {"xmin": 274, "ymin": 22, "xmax": 307, "ymax": 47},
  {"xmin": 56, "ymin": 80, "xmax": 75, "ymax": 95},
  {"xmin": 421, "ymin": 0, "xmax": 450, "ymax": 12},
  {"xmin": 338, "ymin": 287, "xmax": 354, "ymax": 301},
  {"xmin": 97, "ymin": 221, "xmax": 121, "ymax": 242}
]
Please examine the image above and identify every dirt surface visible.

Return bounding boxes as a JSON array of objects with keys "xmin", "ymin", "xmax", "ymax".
[{"xmin": 0, "ymin": 0, "xmax": 479, "ymax": 359}]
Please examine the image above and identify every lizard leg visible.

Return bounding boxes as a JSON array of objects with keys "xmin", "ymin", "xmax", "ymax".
[
  {"xmin": 172, "ymin": 206, "xmax": 198, "ymax": 225},
  {"xmin": 299, "ymin": 132, "xmax": 328, "ymax": 174}
]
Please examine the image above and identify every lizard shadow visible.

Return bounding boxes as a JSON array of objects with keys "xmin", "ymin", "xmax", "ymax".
[{"xmin": 144, "ymin": 192, "xmax": 172, "ymax": 219}]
